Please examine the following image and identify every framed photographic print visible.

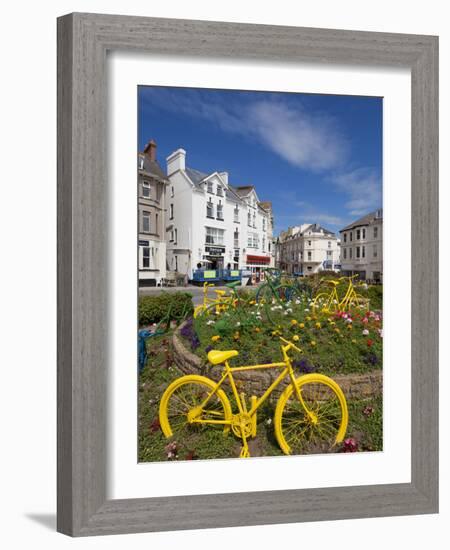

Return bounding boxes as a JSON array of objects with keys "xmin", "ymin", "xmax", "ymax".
[{"xmin": 57, "ymin": 13, "xmax": 438, "ymax": 536}]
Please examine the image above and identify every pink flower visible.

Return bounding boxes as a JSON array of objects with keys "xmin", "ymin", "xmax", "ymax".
[
  {"xmin": 342, "ymin": 438, "xmax": 359, "ymax": 452},
  {"xmin": 362, "ymin": 317, "xmax": 369, "ymax": 324},
  {"xmin": 165, "ymin": 441, "xmax": 178, "ymax": 459}
]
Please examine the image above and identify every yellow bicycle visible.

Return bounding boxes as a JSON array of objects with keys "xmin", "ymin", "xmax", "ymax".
[
  {"xmin": 193, "ymin": 282, "xmax": 235, "ymax": 318},
  {"xmin": 312, "ymin": 275, "xmax": 369, "ymax": 314},
  {"xmin": 159, "ymin": 337, "xmax": 348, "ymax": 458}
]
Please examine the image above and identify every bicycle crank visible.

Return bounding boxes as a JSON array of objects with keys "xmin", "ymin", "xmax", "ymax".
[{"xmin": 231, "ymin": 413, "xmax": 253, "ymax": 439}]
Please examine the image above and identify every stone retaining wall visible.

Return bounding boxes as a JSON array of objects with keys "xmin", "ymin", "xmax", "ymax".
[{"xmin": 172, "ymin": 323, "xmax": 382, "ymax": 400}]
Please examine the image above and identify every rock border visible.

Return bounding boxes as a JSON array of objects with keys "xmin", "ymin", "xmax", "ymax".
[{"xmin": 173, "ymin": 322, "xmax": 382, "ymax": 400}]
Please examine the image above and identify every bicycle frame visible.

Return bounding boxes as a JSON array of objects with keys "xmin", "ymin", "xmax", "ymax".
[
  {"xmin": 314, "ymin": 274, "xmax": 365, "ymax": 312},
  {"xmin": 198, "ymin": 282, "xmax": 231, "ymax": 312},
  {"xmin": 192, "ymin": 343, "xmax": 308, "ymax": 426}
]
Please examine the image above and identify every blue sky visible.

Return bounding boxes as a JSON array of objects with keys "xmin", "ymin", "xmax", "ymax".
[{"xmin": 138, "ymin": 86, "xmax": 382, "ymax": 235}]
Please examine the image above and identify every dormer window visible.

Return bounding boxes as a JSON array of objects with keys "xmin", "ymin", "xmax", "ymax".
[
  {"xmin": 216, "ymin": 186, "xmax": 223, "ymax": 197},
  {"xmin": 247, "ymin": 212, "xmax": 251, "ymax": 226},
  {"xmin": 207, "ymin": 181, "xmax": 214, "ymax": 194},
  {"xmin": 139, "ymin": 157, "xmax": 144, "ymax": 170},
  {"xmin": 234, "ymin": 206, "xmax": 239, "ymax": 222}
]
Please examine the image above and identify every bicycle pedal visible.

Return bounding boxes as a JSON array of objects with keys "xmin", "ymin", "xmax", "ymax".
[{"xmin": 240, "ymin": 446, "xmax": 250, "ymax": 458}]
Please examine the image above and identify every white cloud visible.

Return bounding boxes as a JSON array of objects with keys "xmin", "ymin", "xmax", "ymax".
[
  {"xmin": 247, "ymin": 101, "xmax": 348, "ymax": 172},
  {"xmin": 330, "ymin": 167, "xmax": 382, "ymax": 216},
  {"xmin": 141, "ymin": 88, "xmax": 382, "ymax": 222},
  {"xmin": 140, "ymin": 88, "xmax": 349, "ymax": 172},
  {"xmin": 308, "ymin": 213, "xmax": 346, "ymax": 227}
]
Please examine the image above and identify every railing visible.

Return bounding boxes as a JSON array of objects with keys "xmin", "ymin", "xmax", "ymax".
[{"xmin": 191, "ymin": 268, "xmax": 242, "ymax": 283}]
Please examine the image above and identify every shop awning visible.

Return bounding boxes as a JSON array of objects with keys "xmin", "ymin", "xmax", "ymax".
[{"xmin": 246, "ymin": 255, "xmax": 271, "ymax": 264}]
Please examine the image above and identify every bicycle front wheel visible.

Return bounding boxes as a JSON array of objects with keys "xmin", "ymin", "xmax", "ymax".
[
  {"xmin": 274, "ymin": 374, "xmax": 348, "ymax": 455},
  {"xmin": 159, "ymin": 375, "xmax": 232, "ymax": 438},
  {"xmin": 255, "ymin": 283, "xmax": 273, "ymax": 304}
]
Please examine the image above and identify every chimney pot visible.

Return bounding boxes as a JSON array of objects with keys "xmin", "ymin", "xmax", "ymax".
[{"xmin": 144, "ymin": 139, "xmax": 157, "ymax": 161}]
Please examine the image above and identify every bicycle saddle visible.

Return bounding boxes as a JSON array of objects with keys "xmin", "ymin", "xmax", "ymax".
[
  {"xmin": 207, "ymin": 349, "xmax": 239, "ymax": 365},
  {"xmin": 327, "ymin": 280, "xmax": 340, "ymax": 286}
]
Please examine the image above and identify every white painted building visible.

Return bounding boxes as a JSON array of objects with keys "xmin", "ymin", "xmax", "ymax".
[
  {"xmin": 339, "ymin": 209, "xmax": 383, "ymax": 282},
  {"xmin": 278, "ymin": 223, "xmax": 340, "ymax": 275},
  {"xmin": 165, "ymin": 148, "xmax": 273, "ymax": 281}
]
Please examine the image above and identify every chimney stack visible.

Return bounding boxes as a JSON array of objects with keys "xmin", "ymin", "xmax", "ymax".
[
  {"xmin": 143, "ymin": 139, "xmax": 157, "ymax": 161},
  {"xmin": 166, "ymin": 148, "xmax": 186, "ymax": 175}
]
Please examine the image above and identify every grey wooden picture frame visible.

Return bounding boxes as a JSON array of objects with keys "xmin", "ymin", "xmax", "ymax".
[{"xmin": 57, "ymin": 12, "xmax": 438, "ymax": 537}]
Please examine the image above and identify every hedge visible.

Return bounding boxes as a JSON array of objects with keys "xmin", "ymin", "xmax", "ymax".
[{"xmin": 139, "ymin": 292, "xmax": 194, "ymax": 326}]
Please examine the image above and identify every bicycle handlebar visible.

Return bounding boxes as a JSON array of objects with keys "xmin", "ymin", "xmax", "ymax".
[{"xmin": 279, "ymin": 336, "xmax": 302, "ymax": 354}]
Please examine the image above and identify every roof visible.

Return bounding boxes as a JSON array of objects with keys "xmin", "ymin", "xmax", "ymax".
[
  {"xmin": 278, "ymin": 223, "xmax": 336, "ymax": 241},
  {"xmin": 340, "ymin": 209, "xmax": 383, "ymax": 232},
  {"xmin": 185, "ymin": 167, "xmax": 208, "ymax": 186},
  {"xmin": 185, "ymin": 167, "xmax": 244, "ymax": 203},
  {"xmin": 138, "ymin": 153, "xmax": 168, "ymax": 182},
  {"xmin": 259, "ymin": 201, "xmax": 272, "ymax": 211},
  {"xmin": 184, "ymin": 166, "xmax": 270, "ymax": 208},
  {"xmin": 302, "ymin": 223, "xmax": 335, "ymax": 236},
  {"xmin": 231, "ymin": 185, "xmax": 255, "ymax": 197}
]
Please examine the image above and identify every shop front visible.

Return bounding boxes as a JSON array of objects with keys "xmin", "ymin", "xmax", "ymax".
[
  {"xmin": 203, "ymin": 245, "xmax": 225, "ymax": 270},
  {"xmin": 245, "ymin": 254, "xmax": 271, "ymax": 284}
]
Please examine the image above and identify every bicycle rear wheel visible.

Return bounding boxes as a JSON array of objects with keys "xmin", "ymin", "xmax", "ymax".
[
  {"xmin": 312, "ymin": 292, "xmax": 334, "ymax": 314},
  {"xmin": 159, "ymin": 375, "xmax": 232, "ymax": 438},
  {"xmin": 275, "ymin": 285, "xmax": 300, "ymax": 303},
  {"xmin": 274, "ymin": 374, "xmax": 348, "ymax": 455}
]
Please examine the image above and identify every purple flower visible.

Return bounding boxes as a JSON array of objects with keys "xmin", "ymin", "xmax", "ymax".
[
  {"xmin": 292, "ymin": 358, "xmax": 315, "ymax": 373},
  {"xmin": 364, "ymin": 352, "xmax": 379, "ymax": 366}
]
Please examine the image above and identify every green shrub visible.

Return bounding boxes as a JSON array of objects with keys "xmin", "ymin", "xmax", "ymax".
[
  {"xmin": 367, "ymin": 285, "xmax": 383, "ymax": 311},
  {"xmin": 139, "ymin": 292, "xmax": 193, "ymax": 326}
]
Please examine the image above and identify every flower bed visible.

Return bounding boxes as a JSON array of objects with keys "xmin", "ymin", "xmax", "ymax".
[
  {"xmin": 172, "ymin": 323, "xmax": 382, "ymax": 399},
  {"xmin": 182, "ymin": 293, "xmax": 382, "ymax": 377}
]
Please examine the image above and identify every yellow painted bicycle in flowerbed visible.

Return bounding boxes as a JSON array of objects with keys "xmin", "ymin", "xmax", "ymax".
[
  {"xmin": 312, "ymin": 274, "xmax": 370, "ymax": 315},
  {"xmin": 159, "ymin": 336, "xmax": 348, "ymax": 458}
]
